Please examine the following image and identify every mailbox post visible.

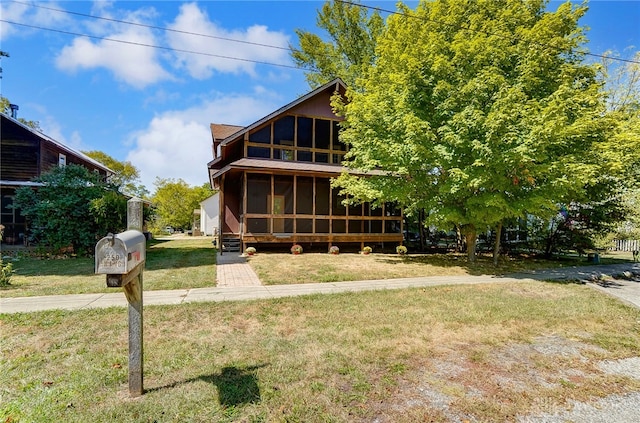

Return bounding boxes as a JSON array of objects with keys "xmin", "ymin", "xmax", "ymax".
[{"xmin": 95, "ymin": 197, "xmax": 146, "ymax": 397}]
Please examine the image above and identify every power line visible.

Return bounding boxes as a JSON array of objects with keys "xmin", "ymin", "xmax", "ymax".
[
  {"xmin": 9, "ymin": 0, "xmax": 294, "ymax": 53},
  {"xmin": 0, "ymin": 19, "xmax": 307, "ymax": 71},
  {"xmin": 336, "ymin": 0, "xmax": 640, "ymax": 65}
]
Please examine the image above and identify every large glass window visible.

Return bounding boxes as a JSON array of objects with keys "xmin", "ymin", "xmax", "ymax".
[
  {"xmin": 250, "ymin": 126, "xmax": 271, "ymax": 144},
  {"xmin": 315, "ymin": 119, "xmax": 330, "ymax": 149},
  {"xmin": 333, "ymin": 121, "xmax": 346, "ymax": 151},
  {"xmin": 248, "ymin": 147, "xmax": 270, "ymax": 158},
  {"xmin": 297, "ymin": 117, "xmax": 313, "ymax": 148},
  {"xmin": 297, "ymin": 151, "xmax": 312, "ymax": 162},
  {"xmin": 274, "ymin": 116, "xmax": 295, "ymax": 145}
]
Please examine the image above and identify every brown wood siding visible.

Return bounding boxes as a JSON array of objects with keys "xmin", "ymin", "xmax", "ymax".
[
  {"xmin": 40, "ymin": 143, "xmax": 108, "ymax": 177},
  {"xmin": 0, "ymin": 138, "xmax": 39, "ymax": 181},
  {"xmin": 222, "ymin": 172, "xmax": 242, "ymax": 234},
  {"xmin": 289, "ymin": 90, "xmax": 342, "ymax": 119}
]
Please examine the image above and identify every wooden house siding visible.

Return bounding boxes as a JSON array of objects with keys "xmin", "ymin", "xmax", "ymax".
[
  {"xmin": 0, "ymin": 138, "xmax": 40, "ymax": 181},
  {"xmin": 1, "ymin": 113, "xmax": 113, "ymax": 244},
  {"xmin": 207, "ymin": 79, "xmax": 403, "ymax": 252}
]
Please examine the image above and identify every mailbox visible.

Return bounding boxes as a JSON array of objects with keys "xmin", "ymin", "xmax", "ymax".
[{"xmin": 95, "ymin": 230, "xmax": 146, "ymax": 287}]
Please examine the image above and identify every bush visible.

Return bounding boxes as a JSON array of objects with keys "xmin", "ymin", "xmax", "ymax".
[
  {"xmin": 329, "ymin": 245, "xmax": 339, "ymax": 255},
  {"xmin": 245, "ymin": 247, "xmax": 256, "ymax": 255},
  {"xmin": 396, "ymin": 245, "xmax": 408, "ymax": 255},
  {"xmin": 291, "ymin": 244, "xmax": 303, "ymax": 254},
  {"xmin": 362, "ymin": 246, "xmax": 372, "ymax": 254},
  {"xmin": 0, "ymin": 258, "xmax": 14, "ymax": 286}
]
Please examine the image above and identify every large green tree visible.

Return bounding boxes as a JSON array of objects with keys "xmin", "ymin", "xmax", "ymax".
[
  {"xmin": 335, "ymin": 0, "xmax": 612, "ymax": 261},
  {"xmin": 83, "ymin": 150, "xmax": 149, "ymax": 198},
  {"xmin": 13, "ymin": 164, "xmax": 125, "ymax": 256},
  {"xmin": 152, "ymin": 178, "xmax": 212, "ymax": 231},
  {"xmin": 292, "ymin": 0, "xmax": 384, "ymax": 88}
]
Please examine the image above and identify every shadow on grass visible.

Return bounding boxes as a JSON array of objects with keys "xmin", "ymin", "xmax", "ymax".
[{"xmin": 148, "ymin": 364, "xmax": 267, "ymax": 407}]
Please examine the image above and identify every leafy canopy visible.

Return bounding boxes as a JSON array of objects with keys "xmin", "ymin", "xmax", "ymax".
[
  {"xmin": 292, "ymin": 0, "xmax": 384, "ymax": 88},
  {"xmin": 335, "ymin": 0, "xmax": 611, "ymax": 260},
  {"xmin": 151, "ymin": 178, "xmax": 213, "ymax": 231},
  {"xmin": 82, "ymin": 150, "xmax": 149, "ymax": 198},
  {"xmin": 13, "ymin": 164, "xmax": 126, "ymax": 256}
]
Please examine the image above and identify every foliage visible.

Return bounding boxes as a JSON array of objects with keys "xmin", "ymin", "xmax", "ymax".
[
  {"xmin": 82, "ymin": 150, "xmax": 149, "ymax": 198},
  {"xmin": 13, "ymin": 164, "xmax": 124, "ymax": 256},
  {"xmin": 362, "ymin": 246, "xmax": 372, "ymax": 254},
  {"xmin": 335, "ymin": 0, "xmax": 611, "ymax": 262},
  {"xmin": 292, "ymin": 0, "xmax": 384, "ymax": 88},
  {"xmin": 599, "ymin": 51, "xmax": 640, "ymax": 238},
  {"xmin": 245, "ymin": 246, "xmax": 256, "ymax": 255},
  {"xmin": 1, "ymin": 95, "xmax": 42, "ymax": 130},
  {"xmin": 151, "ymin": 178, "xmax": 213, "ymax": 232},
  {"xmin": 291, "ymin": 244, "xmax": 303, "ymax": 254},
  {"xmin": 329, "ymin": 245, "xmax": 340, "ymax": 255},
  {"xmin": 0, "ymin": 259, "xmax": 13, "ymax": 286},
  {"xmin": 396, "ymin": 245, "xmax": 407, "ymax": 255}
]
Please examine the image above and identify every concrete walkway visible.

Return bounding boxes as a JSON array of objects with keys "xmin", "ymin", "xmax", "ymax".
[{"xmin": 1, "ymin": 263, "xmax": 638, "ymax": 314}]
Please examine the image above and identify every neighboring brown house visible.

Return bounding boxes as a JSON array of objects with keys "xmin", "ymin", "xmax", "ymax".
[
  {"xmin": 0, "ymin": 112, "xmax": 113, "ymax": 245},
  {"xmin": 207, "ymin": 78, "xmax": 403, "ymax": 253}
]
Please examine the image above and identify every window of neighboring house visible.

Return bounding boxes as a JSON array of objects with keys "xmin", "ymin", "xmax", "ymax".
[{"xmin": 59, "ymin": 153, "xmax": 66, "ymax": 167}]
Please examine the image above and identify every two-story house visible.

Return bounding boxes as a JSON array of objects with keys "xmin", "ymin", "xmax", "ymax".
[
  {"xmin": 207, "ymin": 79, "xmax": 403, "ymax": 253},
  {"xmin": 1, "ymin": 112, "xmax": 113, "ymax": 245}
]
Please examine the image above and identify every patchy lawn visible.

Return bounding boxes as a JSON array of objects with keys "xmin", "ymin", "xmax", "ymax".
[{"xmin": 2, "ymin": 282, "xmax": 639, "ymax": 422}]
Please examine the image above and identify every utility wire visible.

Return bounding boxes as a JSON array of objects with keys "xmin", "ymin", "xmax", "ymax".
[
  {"xmin": 337, "ymin": 0, "xmax": 640, "ymax": 65},
  {"xmin": 9, "ymin": 0, "xmax": 294, "ymax": 53},
  {"xmin": 0, "ymin": 19, "xmax": 307, "ymax": 71}
]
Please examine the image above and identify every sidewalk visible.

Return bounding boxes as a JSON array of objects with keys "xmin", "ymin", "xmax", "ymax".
[{"xmin": 1, "ymin": 262, "xmax": 638, "ymax": 314}]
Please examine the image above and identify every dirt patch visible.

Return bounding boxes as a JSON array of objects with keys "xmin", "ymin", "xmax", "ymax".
[{"xmin": 363, "ymin": 335, "xmax": 640, "ymax": 422}]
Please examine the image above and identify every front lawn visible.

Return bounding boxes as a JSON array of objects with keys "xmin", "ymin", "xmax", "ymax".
[
  {"xmin": 2, "ymin": 282, "xmax": 639, "ymax": 422},
  {"xmin": 1, "ymin": 238, "xmax": 217, "ymax": 297}
]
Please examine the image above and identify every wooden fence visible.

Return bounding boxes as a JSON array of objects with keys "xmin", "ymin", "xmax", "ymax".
[{"xmin": 613, "ymin": 239, "xmax": 640, "ymax": 252}]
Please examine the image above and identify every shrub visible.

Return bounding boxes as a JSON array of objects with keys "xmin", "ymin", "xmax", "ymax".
[
  {"xmin": 0, "ymin": 258, "xmax": 14, "ymax": 286},
  {"xmin": 362, "ymin": 246, "xmax": 372, "ymax": 254},
  {"xmin": 396, "ymin": 245, "xmax": 408, "ymax": 255},
  {"xmin": 329, "ymin": 245, "xmax": 339, "ymax": 255},
  {"xmin": 245, "ymin": 247, "xmax": 256, "ymax": 255},
  {"xmin": 291, "ymin": 244, "xmax": 303, "ymax": 254}
]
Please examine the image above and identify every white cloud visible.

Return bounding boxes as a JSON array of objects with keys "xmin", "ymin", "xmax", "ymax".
[
  {"xmin": 167, "ymin": 3, "xmax": 292, "ymax": 79},
  {"xmin": 126, "ymin": 91, "xmax": 280, "ymax": 191},
  {"xmin": 55, "ymin": 24, "xmax": 172, "ymax": 89},
  {"xmin": 0, "ymin": 1, "xmax": 71, "ymax": 38}
]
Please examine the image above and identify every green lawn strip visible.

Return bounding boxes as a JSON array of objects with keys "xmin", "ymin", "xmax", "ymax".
[
  {"xmin": 248, "ymin": 251, "xmax": 630, "ymax": 285},
  {"xmin": 2, "ymin": 282, "xmax": 639, "ymax": 422},
  {"xmin": 1, "ymin": 238, "xmax": 217, "ymax": 297}
]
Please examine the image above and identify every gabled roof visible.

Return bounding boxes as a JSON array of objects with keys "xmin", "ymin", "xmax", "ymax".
[
  {"xmin": 208, "ymin": 78, "xmax": 346, "ymax": 167},
  {"xmin": 1, "ymin": 113, "xmax": 114, "ymax": 175},
  {"xmin": 210, "ymin": 124, "xmax": 244, "ymax": 142}
]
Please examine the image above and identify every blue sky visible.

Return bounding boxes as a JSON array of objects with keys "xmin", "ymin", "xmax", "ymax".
[{"xmin": 1, "ymin": 0, "xmax": 638, "ymax": 192}]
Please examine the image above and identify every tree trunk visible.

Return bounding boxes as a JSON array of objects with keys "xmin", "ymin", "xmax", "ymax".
[
  {"xmin": 418, "ymin": 209, "xmax": 425, "ymax": 251},
  {"xmin": 493, "ymin": 221, "xmax": 503, "ymax": 266},
  {"xmin": 464, "ymin": 225, "xmax": 477, "ymax": 262}
]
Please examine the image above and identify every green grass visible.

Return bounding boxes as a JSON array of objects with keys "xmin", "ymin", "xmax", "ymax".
[
  {"xmin": 1, "ymin": 238, "xmax": 217, "ymax": 297},
  {"xmin": 248, "ymin": 250, "xmax": 632, "ymax": 285},
  {"xmin": 2, "ymin": 282, "xmax": 639, "ymax": 422}
]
